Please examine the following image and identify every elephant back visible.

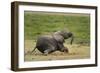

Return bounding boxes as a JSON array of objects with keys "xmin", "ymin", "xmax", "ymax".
[{"xmin": 52, "ymin": 34, "xmax": 64, "ymax": 43}]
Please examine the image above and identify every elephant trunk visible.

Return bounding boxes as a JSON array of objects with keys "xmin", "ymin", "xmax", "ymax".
[{"xmin": 70, "ymin": 35, "xmax": 74, "ymax": 45}]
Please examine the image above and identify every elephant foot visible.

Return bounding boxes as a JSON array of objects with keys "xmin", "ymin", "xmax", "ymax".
[{"xmin": 64, "ymin": 49, "xmax": 69, "ymax": 53}]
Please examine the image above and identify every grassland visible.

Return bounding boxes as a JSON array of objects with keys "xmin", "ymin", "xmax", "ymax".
[{"xmin": 24, "ymin": 11, "xmax": 90, "ymax": 61}]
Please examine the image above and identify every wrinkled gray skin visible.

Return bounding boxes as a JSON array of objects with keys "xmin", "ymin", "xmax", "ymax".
[{"xmin": 31, "ymin": 30, "xmax": 74, "ymax": 55}]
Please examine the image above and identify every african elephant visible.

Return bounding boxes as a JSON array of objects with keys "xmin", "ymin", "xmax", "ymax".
[{"xmin": 31, "ymin": 30, "xmax": 74, "ymax": 55}]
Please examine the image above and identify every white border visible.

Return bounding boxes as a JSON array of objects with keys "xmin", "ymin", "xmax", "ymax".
[{"xmin": 18, "ymin": 5, "xmax": 96, "ymax": 68}]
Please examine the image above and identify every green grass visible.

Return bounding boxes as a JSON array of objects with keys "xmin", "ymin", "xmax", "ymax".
[{"xmin": 24, "ymin": 12, "xmax": 90, "ymax": 44}]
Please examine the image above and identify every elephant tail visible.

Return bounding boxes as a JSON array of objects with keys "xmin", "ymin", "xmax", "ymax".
[{"xmin": 30, "ymin": 47, "xmax": 37, "ymax": 54}]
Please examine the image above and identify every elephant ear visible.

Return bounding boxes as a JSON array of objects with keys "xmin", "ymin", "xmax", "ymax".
[{"xmin": 52, "ymin": 34, "xmax": 65, "ymax": 43}]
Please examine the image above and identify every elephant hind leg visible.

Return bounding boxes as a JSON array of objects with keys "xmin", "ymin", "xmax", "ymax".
[
  {"xmin": 43, "ymin": 47, "xmax": 55, "ymax": 56},
  {"xmin": 43, "ymin": 49, "xmax": 52, "ymax": 56},
  {"xmin": 43, "ymin": 50, "xmax": 48, "ymax": 56}
]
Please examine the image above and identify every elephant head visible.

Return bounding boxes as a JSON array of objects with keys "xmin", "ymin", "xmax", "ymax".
[{"xmin": 54, "ymin": 30, "xmax": 74, "ymax": 44}]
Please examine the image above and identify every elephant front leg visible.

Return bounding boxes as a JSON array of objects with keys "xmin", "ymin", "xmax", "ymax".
[
  {"xmin": 60, "ymin": 46, "xmax": 69, "ymax": 53},
  {"xmin": 63, "ymin": 47, "xmax": 69, "ymax": 53}
]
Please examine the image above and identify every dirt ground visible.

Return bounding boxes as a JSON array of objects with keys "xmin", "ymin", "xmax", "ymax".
[{"xmin": 24, "ymin": 40, "xmax": 90, "ymax": 61}]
